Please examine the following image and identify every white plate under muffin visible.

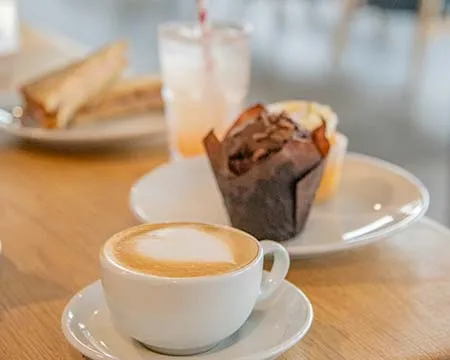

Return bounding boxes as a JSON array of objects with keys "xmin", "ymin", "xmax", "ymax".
[{"xmin": 129, "ymin": 153, "xmax": 429, "ymax": 258}]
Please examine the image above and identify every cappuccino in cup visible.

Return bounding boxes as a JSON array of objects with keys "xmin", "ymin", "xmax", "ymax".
[
  {"xmin": 101, "ymin": 222, "xmax": 290, "ymax": 356},
  {"xmin": 106, "ymin": 223, "xmax": 259, "ymax": 278}
]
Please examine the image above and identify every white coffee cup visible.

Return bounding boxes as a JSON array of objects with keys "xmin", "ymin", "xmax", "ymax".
[{"xmin": 100, "ymin": 223, "xmax": 290, "ymax": 356}]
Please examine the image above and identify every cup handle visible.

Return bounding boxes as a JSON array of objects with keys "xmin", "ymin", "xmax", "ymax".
[{"xmin": 255, "ymin": 240, "xmax": 290, "ymax": 306}]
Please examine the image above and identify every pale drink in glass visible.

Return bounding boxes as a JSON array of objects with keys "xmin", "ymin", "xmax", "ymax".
[{"xmin": 158, "ymin": 22, "xmax": 250, "ymax": 158}]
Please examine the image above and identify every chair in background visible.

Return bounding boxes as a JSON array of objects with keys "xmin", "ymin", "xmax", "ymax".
[{"xmin": 333, "ymin": 0, "xmax": 450, "ymax": 80}]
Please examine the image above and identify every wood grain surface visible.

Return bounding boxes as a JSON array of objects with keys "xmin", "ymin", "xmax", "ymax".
[{"xmin": 1, "ymin": 138, "xmax": 450, "ymax": 360}]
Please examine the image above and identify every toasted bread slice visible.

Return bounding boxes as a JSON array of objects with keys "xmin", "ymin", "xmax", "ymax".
[
  {"xmin": 73, "ymin": 76, "xmax": 163, "ymax": 125},
  {"xmin": 21, "ymin": 41, "xmax": 128, "ymax": 128},
  {"xmin": 24, "ymin": 76, "xmax": 163, "ymax": 128}
]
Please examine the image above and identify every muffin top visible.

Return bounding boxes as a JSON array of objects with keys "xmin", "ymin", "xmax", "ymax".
[{"xmin": 223, "ymin": 104, "xmax": 329, "ymax": 175}]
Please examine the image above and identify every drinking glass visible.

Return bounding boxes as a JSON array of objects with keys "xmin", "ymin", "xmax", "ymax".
[{"xmin": 158, "ymin": 21, "xmax": 251, "ymax": 159}]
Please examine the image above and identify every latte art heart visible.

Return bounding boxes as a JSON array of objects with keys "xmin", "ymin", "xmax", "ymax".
[
  {"xmin": 106, "ymin": 223, "xmax": 259, "ymax": 278},
  {"xmin": 134, "ymin": 227, "xmax": 236, "ymax": 264}
]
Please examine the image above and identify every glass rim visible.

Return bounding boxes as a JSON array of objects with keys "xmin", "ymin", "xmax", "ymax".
[{"xmin": 158, "ymin": 20, "xmax": 253, "ymax": 40}]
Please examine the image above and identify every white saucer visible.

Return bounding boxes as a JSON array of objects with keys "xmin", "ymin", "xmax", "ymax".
[
  {"xmin": 0, "ymin": 104, "xmax": 166, "ymax": 146},
  {"xmin": 61, "ymin": 279, "xmax": 313, "ymax": 360},
  {"xmin": 130, "ymin": 153, "xmax": 429, "ymax": 257}
]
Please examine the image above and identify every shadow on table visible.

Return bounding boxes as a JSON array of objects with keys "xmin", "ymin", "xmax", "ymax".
[
  {"xmin": 0, "ymin": 256, "xmax": 70, "ymax": 315},
  {"xmin": 405, "ymin": 355, "xmax": 450, "ymax": 360},
  {"xmin": 286, "ymin": 240, "xmax": 428, "ymax": 287},
  {"xmin": 8, "ymin": 137, "xmax": 169, "ymax": 161}
]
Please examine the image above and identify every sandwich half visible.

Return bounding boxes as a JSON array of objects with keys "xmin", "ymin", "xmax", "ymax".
[
  {"xmin": 21, "ymin": 41, "xmax": 128, "ymax": 128},
  {"xmin": 72, "ymin": 76, "xmax": 163, "ymax": 126}
]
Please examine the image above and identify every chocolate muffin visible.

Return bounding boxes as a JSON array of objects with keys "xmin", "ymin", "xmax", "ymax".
[{"xmin": 203, "ymin": 104, "xmax": 329, "ymax": 241}]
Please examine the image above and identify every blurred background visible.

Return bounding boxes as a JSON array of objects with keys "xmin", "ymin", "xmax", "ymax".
[{"xmin": 5, "ymin": 0, "xmax": 450, "ymax": 223}]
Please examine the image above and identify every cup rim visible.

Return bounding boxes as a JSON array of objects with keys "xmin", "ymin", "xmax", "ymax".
[
  {"xmin": 100, "ymin": 222, "xmax": 263, "ymax": 283},
  {"xmin": 158, "ymin": 20, "xmax": 253, "ymax": 41}
]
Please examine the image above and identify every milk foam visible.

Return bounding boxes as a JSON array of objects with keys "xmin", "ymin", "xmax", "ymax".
[{"xmin": 134, "ymin": 227, "xmax": 236, "ymax": 263}]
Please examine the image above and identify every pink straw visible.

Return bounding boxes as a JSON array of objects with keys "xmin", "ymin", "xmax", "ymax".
[
  {"xmin": 197, "ymin": 0, "xmax": 207, "ymax": 26},
  {"xmin": 196, "ymin": 0, "xmax": 213, "ymax": 72}
]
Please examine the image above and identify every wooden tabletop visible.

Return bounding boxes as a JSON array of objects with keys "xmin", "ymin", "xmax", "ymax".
[{"xmin": 1, "ymin": 136, "xmax": 450, "ymax": 360}]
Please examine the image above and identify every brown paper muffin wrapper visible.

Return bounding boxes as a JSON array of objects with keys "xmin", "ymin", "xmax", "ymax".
[{"xmin": 204, "ymin": 131, "xmax": 325, "ymax": 242}]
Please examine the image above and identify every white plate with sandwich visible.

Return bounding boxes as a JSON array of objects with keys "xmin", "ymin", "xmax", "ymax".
[{"xmin": 0, "ymin": 42, "xmax": 166, "ymax": 145}]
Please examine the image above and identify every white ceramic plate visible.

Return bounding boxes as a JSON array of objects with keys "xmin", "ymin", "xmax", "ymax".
[
  {"xmin": 61, "ymin": 279, "xmax": 313, "ymax": 360},
  {"xmin": 0, "ymin": 100, "xmax": 166, "ymax": 146},
  {"xmin": 130, "ymin": 153, "xmax": 429, "ymax": 257}
]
